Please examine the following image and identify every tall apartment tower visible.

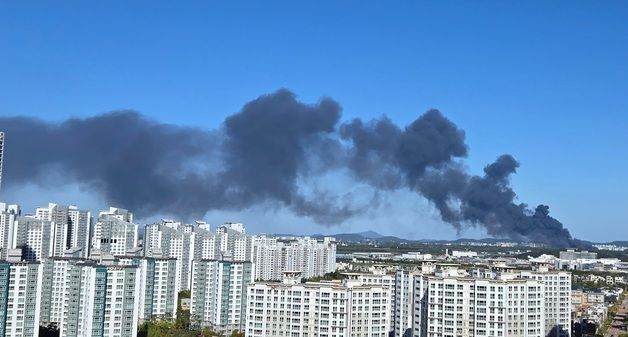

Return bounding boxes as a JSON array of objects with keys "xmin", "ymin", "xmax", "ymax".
[
  {"xmin": 246, "ymin": 272, "xmax": 392, "ymax": 337},
  {"xmin": 519, "ymin": 268, "xmax": 572, "ymax": 337},
  {"xmin": 92, "ymin": 208, "xmax": 138, "ymax": 257},
  {"xmin": 13, "ymin": 216, "xmax": 55, "ymax": 261},
  {"xmin": 190, "ymin": 260, "xmax": 254, "ymax": 333},
  {"xmin": 0, "ymin": 131, "xmax": 4, "ymax": 191},
  {"xmin": 0, "ymin": 203, "xmax": 20, "ymax": 259},
  {"xmin": 41, "ymin": 260, "xmax": 141, "ymax": 337},
  {"xmin": 116, "ymin": 256, "xmax": 180, "ymax": 321},
  {"xmin": 143, "ymin": 221, "xmax": 196, "ymax": 292},
  {"xmin": 0, "ymin": 260, "xmax": 43, "ymax": 337},
  {"xmin": 251, "ymin": 235, "xmax": 336, "ymax": 281},
  {"xmin": 67, "ymin": 206, "xmax": 92, "ymax": 258},
  {"xmin": 34, "ymin": 203, "xmax": 92, "ymax": 258}
]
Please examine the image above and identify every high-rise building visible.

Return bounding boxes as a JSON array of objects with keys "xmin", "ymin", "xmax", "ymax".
[
  {"xmin": 0, "ymin": 203, "xmax": 20, "ymax": 259},
  {"xmin": 190, "ymin": 260, "xmax": 254, "ymax": 333},
  {"xmin": 143, "ymin": 221, "xmax": 196, "ymax": 292},
  {"xmin": 34, "ymin": 203, "xmax": 70, "ymax": 257},
  {"xmin": 41, "ymin": 256, "xmax": 177, "ymax": 335},
  {"xmin": 12, "ymin": 216, "xmax": 55, "ymax": 261},
  {"xmin": 520, "ymin": 268, "xmax": 572, "ymax": 337},
  {"xmin": 67, "ymin": 206, "xmax": 92, "ymax": 258},
  {"xmin": 252, "ymin": 236, "xmax": 336, "ymax": 281},
  {"xmin": 416, "ymin": 267, "xmax": 546, "ymax": 337},
  {"xmin": 144, "ymin": 221, "xmax": 253, "ymax": 292},
  {"xmin": 0, "ymin": 260, "xmax": 43, "ymax": 337},
  {"xmin": 0, "ymin": 132, "xmax": 4, "ymax": 191},
  {"xmin": 48, "ymin": 261, "xmax": 141, "ymax": 337},
  {"xmin": 34, "ymin": 203, "xmax": 92, "ymax": 258},
  {"xmin": 40, "ymin": 258, "xmax": 79, "ymax": 327},
  {"xmin": 342, "ymin": 266, "xmax": 397, "ymax": 336},
  {"xmin": 391, "ymin": 264, "xmax": 570, "ymax": 337},
  {"xmin": 117, "ymin": 257, "xmax": 180, "ymax": 321},
  {"xmin": 246, "ymin": 271, "xmax": 391, "ymax": 337},
  {"xmin": 92, "ymin": 208, "xmax": 138, "ymax": 257}
]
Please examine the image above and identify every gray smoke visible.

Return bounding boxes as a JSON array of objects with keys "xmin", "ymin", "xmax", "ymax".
[{"xmin": 0, "ymin": 89, "xmax": 578, "ymax": 246}]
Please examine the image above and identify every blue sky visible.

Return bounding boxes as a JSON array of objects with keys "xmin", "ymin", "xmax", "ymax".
[{"xmin": 1, "ymin": 1, "xmax": 627, "ymax": 241}]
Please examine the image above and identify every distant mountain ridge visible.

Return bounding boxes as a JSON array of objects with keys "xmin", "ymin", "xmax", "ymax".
[{"xmin": 272, "ymin": 231, "xmax": 605, "ymax": 248}]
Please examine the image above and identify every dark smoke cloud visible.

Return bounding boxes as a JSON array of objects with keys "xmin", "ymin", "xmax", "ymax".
[{"xmin": 0, "ymin": 89, "xmax": 579, "ymax": 246}]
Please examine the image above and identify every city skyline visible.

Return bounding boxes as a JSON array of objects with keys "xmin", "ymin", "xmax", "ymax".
[{"xmin": 1, "ymin": 2, "xmax": 627, "ymax": 242}]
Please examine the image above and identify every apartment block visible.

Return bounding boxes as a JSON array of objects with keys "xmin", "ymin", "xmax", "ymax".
[
  {"xmin": 0, "ymin": 203, "xmax": 19, "ymax": 259},
  {"xmin": 190, "ymin": 260, "xmax": 253, "ymax": 333},
  {"xmin": 252, "ymin": 236, "xmax": 336, "ymax": 281},
  {"xmin": 246, "ymin": 272, "xmax": 391, "ymax": 337},
  {"xmin": 92, "ymin": 209, "xmax": 138, "ymax": 257},
  {"xmin": 520, "ymin": 268, "xmax": 572, "ymax": 337},
  {"xmin": 0, "ymin": 261, "xmax": 43, "ymax": 337},
  {"xmin": 12, "ymin": 217, "xmax": 55, "ymax": 261},
  {"xmin": 55, "ymin": 262, "xmax": 141, "ymax": 337}
]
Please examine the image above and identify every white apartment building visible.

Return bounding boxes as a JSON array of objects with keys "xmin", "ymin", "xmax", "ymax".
[
  {"xmin": 343, "ymin": 266, "xmax": 396, "ymax": 335},
  {"xmin": 519, "ymin": 268, "xmax": 572, "ymax": 337},
  {"xmin": 132, "ymin": 257, "xmax": 180, "ymax": 321},
  {"xmin": 41, "ymin": 256, "xmax": 177, "ymax": 334},
  {"xmin": 99, "ymin": 207, "xmax": 133, "ymax": 223},
  {"xmin": 34, "ymin": 203, "xmax": 70, "ymax": 257},
  {"xmin": 391, "ymin": 264, "xmax": 569, "ymax": 337},
  {"xmin": 33, "ymin": 203, "xmax": 92, "ymax": 258},
  {"xmin": 193, "ymin": 226, "xmax": 221, "ymax": 261},
  {"xmin": 216, "ymin": 222, "xmax": 245, "ymax": 234},
  {"xmin": 0, "ymin": 203, "xmax": 19, "ymax": 259},
  {"xmin": 92, "ymin": 210, "xmax": 138, "ymax": 257},
  {"xmin": 246, "ymin": 271, "xmax": 391, "ymax": 337},
  {"xmin": 218, "ymin": 226, "xmax": 252, "ymax": 261},
  {"xmin": 67, "ymin": 206, "xmax": 92, "ymax": 258},
  {"xmin": 40, "ymin": 258, "xmax": 78, "ymax": 326},
  {"xmin": 55, "ymin": 262, "xmax": 141, "ymax": 337},
  {"xmin": 12, "ymin": 217, "xmax": 55, "ymax": 261},
  {"xmin": 0, "ymin": 260, "xmax": 43, "ymax": 337},
  {"xmin": 417, "ymin": 269, "xmax": 545, "ymax": 337},
  {"xmin": 143, "ymin": 222, "xmax": 196, "ymax": 292},
  {"xmin": 190, "ymin": 260, "xmax": 254, "ymax": 333},
  {"xmin": 252, "ymin": 236, "xmax": 336, "ymax": 281}
]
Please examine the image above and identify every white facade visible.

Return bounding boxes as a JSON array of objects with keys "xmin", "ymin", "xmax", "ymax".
[
  {"xmin": 190, "ymin": 260, "xmax": 254, "ymax": 333},
  {"xmin": 519, "ymin": 269, "xmax": 572, "ymax": 337},
  {"xmin": 252, "ymin": 236, "xmax": 336, "ymax": 281},
  {"xmin": 53, "ymin": 262, "xmax": 141, "ymax": 337},
  {"xmin": 143, "ymin": 222, "xmax": 195, "ymax": 292},
  {"xmin": 12, "ymin": 217, "xmax": 55, "ymax": 261},
  {"xmin": 92, "ymin": 213, "xmax": 138, "ymax": 257},
  {"xmin": 246, "ymin": 275, "xmax": 391, "ymax": 337},
  {"xmin": 136, "ymin": 257, "xmax": 180, "ymax": 320},
  {"xmin": 0, "ymin": 203, "xmax": 19, "ymax": 259},
  {"xmin": 0, "ymin": 261, "xmax": 43, "ymax": 337},
  {"xmin": 67, "ymin": 206, "xmax": 92, "ymax": 258},
  {"xmin": 391, "ymin": 265, "xmax": 570, "ymax": 337}
]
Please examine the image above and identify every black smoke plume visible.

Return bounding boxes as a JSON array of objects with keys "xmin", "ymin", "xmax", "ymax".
[{"xmin": 0, "ymin": 89, "xmax": 579, "ymax": 246}]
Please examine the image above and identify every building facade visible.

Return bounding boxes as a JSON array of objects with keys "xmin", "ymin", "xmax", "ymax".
[
  {"xmin": 190, "ymin": 260, "xmax": 253, "ymax": 333},
  {"xmin": 251, "ymin": 236, "xmax": 336, "ymax": 281},
  {"xmin": 92, "ymin": 212, "xmax": 138, "ymax": 257},
  {"xmin": 0, "ymin": 261, "xmax": 43, "ymax": 337},
  {"xmin": 0, "ymin": 204, "xmax": 19, "ymax": 260},
  {"xmin": 246, "ymin": 272, "xmax": 391, "ymax": 337}
]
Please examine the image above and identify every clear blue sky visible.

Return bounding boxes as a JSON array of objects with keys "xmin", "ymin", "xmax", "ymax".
[{"xmin": 1, "ymin": 1, "xmax": 627, "ymax": 241}]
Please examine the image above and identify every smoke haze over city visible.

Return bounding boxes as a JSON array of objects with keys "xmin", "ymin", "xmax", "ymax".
[{"xmin": 0, "ymin": 90, "xmax": 579, "ymax": 246}]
